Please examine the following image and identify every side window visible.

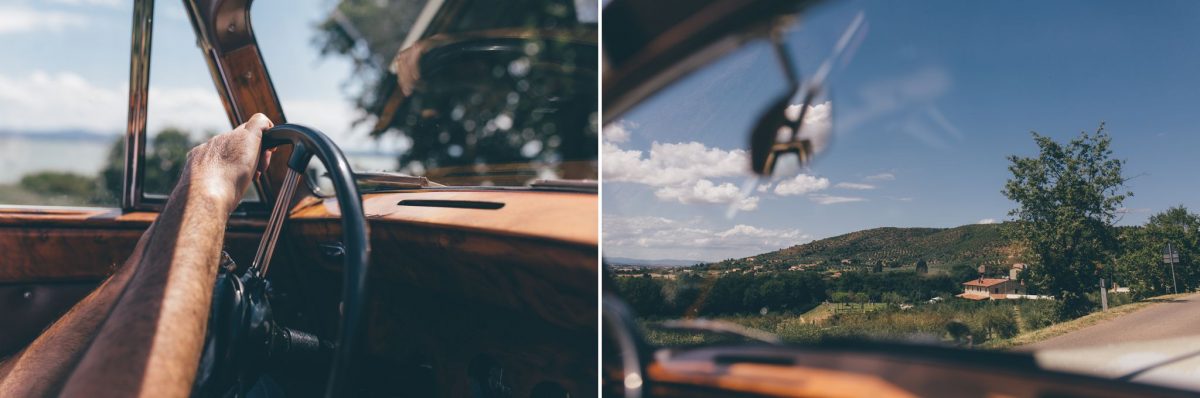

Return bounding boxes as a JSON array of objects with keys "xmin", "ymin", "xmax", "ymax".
[
  {"xmin": 0, "ymin": 2, "xmax": 132, "ymax": 206},
  {"xmin": 142, "ymin": 2, "xmax": 257, "ymax": 201}
]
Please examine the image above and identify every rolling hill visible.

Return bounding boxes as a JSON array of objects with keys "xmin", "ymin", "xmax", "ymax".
[
  {"xmin": 604, "ymin": 257, "xmax": 704, "ymax": 267},
  {"xmin": 701, "ymin": 223, "xmax": 1021, "ymax": 274}
]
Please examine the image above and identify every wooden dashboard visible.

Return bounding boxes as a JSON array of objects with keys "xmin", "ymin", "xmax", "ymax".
[
  {"xmin": 635, "ymin": 345, "xmax": 1196, "ymax": 398},
  {"xmin": 0, "ymin": 188, "xmax": 597, "ymax": 397}
]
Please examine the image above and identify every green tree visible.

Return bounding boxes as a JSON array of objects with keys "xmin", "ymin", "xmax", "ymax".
[
  {"xmin": 100, "ymin": 128, "xmax": 196, "ymax": 200},
  {"xmin": 950, "ymin": 264, "xmax": 978, "ymax": 284},
  {"xmin": 19, "ymin": 171, "xmax": 104, "ymax": 204},
  {"xmin": 1116, "ymin": 206, "xmax": 1200, "ymax": 297},
  {"xmin": 881, "ymin": 292, "xmax": 905, "ymax": 307},
  {"xmin": 945, "ymin": 320, "xmax": 971, "ymax": 345},
  {"xmin": 980, "ymin": 306, "xmax": 1018, "ymax": 339},
  {"xmin": 1002, "ymin": 124, "xmax": 1130, "ymax": 317},
  {"xmin": 312, "ymin": 0, "xmax": 596, "ymax": 179},
  {"xmin": 616, "ymin": 275, "xmax": 666, "ymax": 316},
  {"xmin": 872, "ymin": 260, "xmax": 883, "ymax": 273},
  {"xmin": 915, "ymin": 259, "xmax": 928, "ymax": 274}
]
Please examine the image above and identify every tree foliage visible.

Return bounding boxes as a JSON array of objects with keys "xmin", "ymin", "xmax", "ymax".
[
  {"xmin": 100, "ymin": 128, "xmax": 197, "ymax": 200},
  {"xmin": 19, "ymin": 171, "xmax": 106, "ymax": 204},
  {"xmin": 1116, "ymin": 206, "xmax": 1200, "ymax": 297},
  {"xmin": 1003, "ymin": 124, "xmax": 1130, "ymax": 316},
  {"xmin": 312, "ymin": 0, "xmax": 597, "ymax": 181}
]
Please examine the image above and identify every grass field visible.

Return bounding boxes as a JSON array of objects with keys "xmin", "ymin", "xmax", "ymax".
[{"xmin": 638, "ymin": 293, "xmax": 1160, "ymax": 349}]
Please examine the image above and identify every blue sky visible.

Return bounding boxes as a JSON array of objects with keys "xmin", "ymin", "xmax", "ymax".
[
  {"xmin": 0, "ymin": 0, "xmax": 377, "ymax": 148},
  {"xmin": 603, "ymin": 0, "xmax": 1200, "ymax": 262}
]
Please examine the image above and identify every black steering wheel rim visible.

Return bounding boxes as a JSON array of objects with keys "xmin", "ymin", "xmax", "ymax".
[{"xmin": 261, "ymin": 124, "xmax": 371, "ymax": 397}]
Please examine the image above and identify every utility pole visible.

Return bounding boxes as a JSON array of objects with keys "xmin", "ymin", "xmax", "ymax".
[
  {"xmin": 1097, "ymin": 263, "xmax": 1109, "ymax": 311},
  {"xmin": 1100, "ymin": 276, "xmax": 1108, "ymax": 311},
  {"xmin": 1163, "ymin": 243, "xmax": 1180, "ymax": 295}
]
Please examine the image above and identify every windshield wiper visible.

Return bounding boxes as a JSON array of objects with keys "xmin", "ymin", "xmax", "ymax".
[{"xmin": 657, "ymin": 319, "xmax": 783, "ymax": 345}]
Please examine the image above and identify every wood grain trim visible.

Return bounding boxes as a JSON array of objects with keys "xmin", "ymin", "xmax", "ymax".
[
  {"xmin": 0, "ymin": 207, "xmax": 265, "ymax": 231},
  {"xmin": 219, "ymin": 45, "xmax": 285, "ymax": 122},
  {"xmin": 0, "ymin": 189, "xmax": 595, "ymax": 284},
  {"xmin": 647, "ymin": 360, "xmax": 916, "ymax": 398},
  {"xmin": 290, "ymin": 190, "xmax": 598, "ymax": 247},
  {"xmin": 0, "ymin": 226, "xmax": 264, "ymax": 283}
]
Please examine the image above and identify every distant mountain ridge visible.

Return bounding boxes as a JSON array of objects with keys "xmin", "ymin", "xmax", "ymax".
[
  {"xmin": 0, "ymin": 129, "xmax": 119, "ymax": 142},
  {"xmin": 702, "ymin": 223, "xmax": 1018, "ymax": 273},
  {"xmin": 605, "ymin": 257, "xmax": 704, "ymax": 267}
]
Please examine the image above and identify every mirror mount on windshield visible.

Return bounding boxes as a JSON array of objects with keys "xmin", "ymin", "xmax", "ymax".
[
  {"xmin": 749, "ymin": 30, "xmax": 824, "ymax": 176},
  {"xmin": 749, "ymin": 12, "xmax": 863, "ymax": 177}
]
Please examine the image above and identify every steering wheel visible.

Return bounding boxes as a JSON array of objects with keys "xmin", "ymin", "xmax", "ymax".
[
  {"xmin": 603, "ymin": 293, "xmax": 650, "ymax": 398},
  {"xmin": 192, "ymin": 124, "xmax": 370, "ymax": 397}
]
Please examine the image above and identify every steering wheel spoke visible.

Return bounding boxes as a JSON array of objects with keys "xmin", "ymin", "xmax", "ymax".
[
  {"xmin": 250, "ymin": 167, "xmax": 302, "ymax": 278},
  {"xmin": 195, "ymin": 124, "xmax": 370, "ymax": 397}
]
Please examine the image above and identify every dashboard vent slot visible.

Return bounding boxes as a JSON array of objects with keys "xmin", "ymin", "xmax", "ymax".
[
  {"xmin": 397, "ymin": 199, "xmax": 505, "ymax": 210},
  {"xmin": 713, "ymin": 354, "xmax": 796, "ymax": 366}
]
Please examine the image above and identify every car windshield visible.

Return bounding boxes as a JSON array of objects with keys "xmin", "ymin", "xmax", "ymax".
[
  {"xmin": 604, "ymin": 0, "xmax": 1200, "ymax": 387},
  {"xmin": 255, "ymin": 0, "xmax": 598, "ymax": 187}
]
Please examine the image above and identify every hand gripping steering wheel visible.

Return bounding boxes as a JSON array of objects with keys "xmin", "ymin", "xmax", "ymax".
[{"xmin": 193, "ymin": 124, "xmax": 370, "ymax": 397}]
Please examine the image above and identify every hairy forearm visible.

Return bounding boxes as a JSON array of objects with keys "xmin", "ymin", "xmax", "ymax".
[
  {"xmin": 2, "ymin": 114, "xmax": 266, "ymax": 397},
  {"xmin": 60, "ymin": 181, "xmax": 233, "ymax": 397},
  {"xmin": 0, "ymin": 219, "xmax": 158, "ymax": 396}
]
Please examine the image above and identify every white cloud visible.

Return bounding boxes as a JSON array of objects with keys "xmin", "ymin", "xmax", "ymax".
[
  {"xmin": 49, "ymin": 0, "xmax": 126, "ymax": 6},
  {"xmin": 603, "ymin": 137, "xmax": 759, "ymax": 210},
  {"xmin": 0, "ymin": 70, "xmax": 228, "ymax": 135},
  {"xmin": 0, "ymin": 70, "xmax": 366, "ymax": 146},
  {"xmin": 835, "ymin": 67, "xmax": 960, "ymax": 150},
  {"xmin": 0, "ymin": 6, "xmax": 89, "ymax": 35},
  {"xmin": 977, "ymin": 218, "xmax": 999, "ymax": 224},
  {"xmin": 840, "ymin": 66, "xmax": 952, "ymax": 132},
  {"xmin": 0, "ymin": 71, "xmax": 127, "ymax": 132},
  {"xmin": 603, "ymin": 140, "xmax": 747, "ymax": 186},
  {"xmin": 773, "ymin": 174, "xmax": 830, "ymax": 196},
  {"xmin": 602, "ymin": 120, "xmax": 632, "ymax": 143},
  {"xmin": 603, "ymin": 215, "xmax": 809, "ymax": 260},
  {"xmin": 782, "ymin": 100, "xmax": 833, "ymax": 153},
  {"xmin": 865, "ymin": 172, "xmax": 895, "ymax": 181},
  {"xmin": 808, "ymin": 194, "xmax": 866, "ymax": 205},
  {"xmin": 654, "ymin": 179, "xmax": 758, "ymax": 211},
  {"xmin": 835, "ymin": 182, "xmax": 875, "ymax": 190}
]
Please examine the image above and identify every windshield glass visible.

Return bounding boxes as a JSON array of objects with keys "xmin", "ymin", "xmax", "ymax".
[
  {"xmin": 255, "ymin": 0, "xmax": 598, "ymax": 187},
  {"xmin": 604, "ymin": 0, "xmax": 1200, "ymax": 384}
]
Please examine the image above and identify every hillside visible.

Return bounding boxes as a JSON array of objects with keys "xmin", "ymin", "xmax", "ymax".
[
  {"xmin": 604, "ymin": 257, "xmax": 704, "ymax": 267},
  {"xmin": 701, "ymin": 223, "xmax": 1020, "ymax": 274}
]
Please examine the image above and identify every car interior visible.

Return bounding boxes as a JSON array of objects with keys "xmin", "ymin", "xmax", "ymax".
[{"xmin": 0, "ymin": 0, "xmax": 597, "ymax": 397}]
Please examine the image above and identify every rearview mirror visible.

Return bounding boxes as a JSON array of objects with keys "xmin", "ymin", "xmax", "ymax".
[
  {"xmin": 749, "ymin": 86, "xmax": 831, "ymax": 177},
  {"xmin": 749, "ymin": 12, "xmax": 862, "ymax": 177}
]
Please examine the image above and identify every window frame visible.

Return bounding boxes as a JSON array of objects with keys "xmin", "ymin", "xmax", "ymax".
[{"xmin": 122, "ymin": 0, "xmax": 280, "ymax": 215}]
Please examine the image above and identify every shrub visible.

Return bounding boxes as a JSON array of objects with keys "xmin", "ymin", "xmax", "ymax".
[
  {"xmin": 945, "ymin": 320, "xmax": 970, "ymax": 344},
  {"xmin": 979, "ymin": 306, "xmax": 1018, "ymax": 339},
  {"xmin": 1018, "ymin": 299, "xmax": 1061, "ymax": 330},
  {"xmin": 19, "ymin": 171, "xmax": 104, "ymax": 203}
]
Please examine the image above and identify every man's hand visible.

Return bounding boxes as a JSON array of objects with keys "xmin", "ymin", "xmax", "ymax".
[{"xmin": 184, "ymin": 113, "xmax": 273, "ymax": 212}]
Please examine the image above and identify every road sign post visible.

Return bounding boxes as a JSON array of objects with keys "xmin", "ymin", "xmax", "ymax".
[
  {"xmin": 1163, "ymin": 243, "xmax": 1180, "ymax": 295},
  {"xmin": 1100, "ymin": 277, "xmax": 1108, "ymax": 311}
]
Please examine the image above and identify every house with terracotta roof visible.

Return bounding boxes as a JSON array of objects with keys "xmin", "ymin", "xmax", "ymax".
[{"xmin": 957, "ymin": 277, "xmax": 1025, "ymax": 300}]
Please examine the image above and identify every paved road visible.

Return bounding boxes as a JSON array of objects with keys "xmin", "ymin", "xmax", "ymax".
[{"xmin": 1024, "ymin": 292, "xmax": 1200, "ymax": 351}]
